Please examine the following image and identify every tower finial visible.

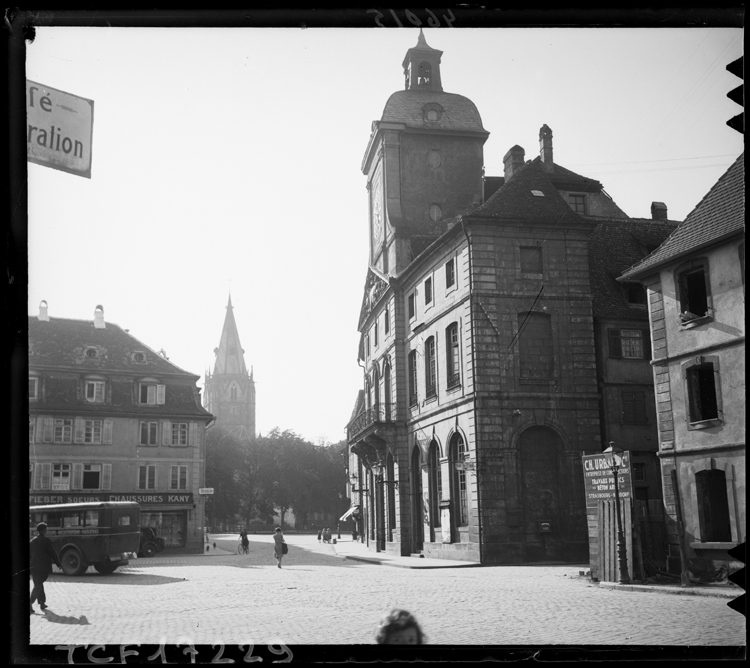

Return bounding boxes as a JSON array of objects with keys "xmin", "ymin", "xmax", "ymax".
[{"xmin": 417, "ymin": 28, "xmax": 427, "ymax": 47}]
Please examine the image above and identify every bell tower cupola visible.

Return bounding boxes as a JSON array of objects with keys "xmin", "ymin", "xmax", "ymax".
[{"xmin": 403, "ymin": 29, "xmax": 443, "ymax": 92}]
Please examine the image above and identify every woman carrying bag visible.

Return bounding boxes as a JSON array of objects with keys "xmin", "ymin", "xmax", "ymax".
[{"xmin": 273, "ymin": 527, "xmax": 287, "ymax": 568}]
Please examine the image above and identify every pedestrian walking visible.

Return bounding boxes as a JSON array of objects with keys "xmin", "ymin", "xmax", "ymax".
[
  {"xmin": 375, "ymin": 609, "xmax": 426, "ymax": 645},
  {"xmin": 29, "ymin": 522, "xmax": 62, "ymax": 614},
  {"xmin": 272, "ymin": 527, "xmax": 286, "ymax": 568},
  {"xmin": 317, "ymin": 529, "xmax": 322, "ymax": 542}
]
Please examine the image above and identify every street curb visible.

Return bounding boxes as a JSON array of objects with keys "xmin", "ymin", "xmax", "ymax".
[
  {"xmin": 341, "ymin": 554, "xmax": 483, "ymax": 569},
  {"xmin": 595, "ymin": 582, "xmax": 742, "ymax": 599}
]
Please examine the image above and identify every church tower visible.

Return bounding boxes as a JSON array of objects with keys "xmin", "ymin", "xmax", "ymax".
[
  {"xmin": 204, "ymin": 295, "xmax": 256, "ymax": 440},
  {"xmin": 362, "ymin": 30, "xmax": 489, "ymax": 276}
]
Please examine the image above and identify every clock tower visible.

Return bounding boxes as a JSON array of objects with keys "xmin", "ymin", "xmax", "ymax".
[{"xmin": 362, "ymin": 30, "xmax": 489, "ymax": 276}]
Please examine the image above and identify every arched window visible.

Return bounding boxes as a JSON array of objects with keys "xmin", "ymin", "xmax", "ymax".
[
  {"xmin": 230, "ymin": 384, "xmax": 238, "ymax": 401},
  {"xmin": 408, "ymin": 350, "xmax": 418, "ymax": 406},
  {"xmin": 449, "ymin": 433, "xmax": 468, "ymax": 527},
  {"xmin": 428, "ymin": 441, "xmax": 442, "ymax": 528},
  {"xmin": 425, "ymin": 336, "xmax": 437, "ymax": 398},
  {"xmin": 418, "ymin": 62, "xmax": 432, "ymax": 87},
  {"xmin": 384, "ymin": 362, "xmax": 392, "ymax": 421},
  {"xmin": 386, "ymin": 450, "xmax": 396, "ymax": 540},
  {"xmin": 411, "ymin": 445, "xmax": 423, "ymax": 549},
  {"xmin": 446, "ymin": 323, "xmax": 460, "ymax": 389}
]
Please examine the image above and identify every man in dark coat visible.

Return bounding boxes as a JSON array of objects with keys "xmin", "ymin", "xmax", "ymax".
[{"xmin": 30, "ymin": 522, "xmax": 62, "ymax": 614}]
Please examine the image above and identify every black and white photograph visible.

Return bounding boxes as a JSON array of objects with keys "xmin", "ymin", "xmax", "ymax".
[{"xmin": 10, "ymin": 8, "xmax": 744, "ymax": 661}]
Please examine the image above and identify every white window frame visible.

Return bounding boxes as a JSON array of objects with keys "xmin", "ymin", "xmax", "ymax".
[
  {"xmin": 85, "ymin": 380, "xmax": 105, "ymax": 403},
  {"xmin": 29, "ymin": 376, "xmax": 39, "ymax": 400},
  {"xmin": 139, "ymin": 382, "xmax": 166, "ymax": 405},
  {"xmin": 52, "ymin": 463, "xmax": 71, "ymax": 490},
  {"xmin": 53, "ymin": 419, "xmax": 73, "ymax": 444},
  {"xmin": 140, "ymin": 421, "xmax": 159, "ymax": 446},
  {"xmin": 170, "ymin": 465, "xmax": 189, "ymax": 490},
  {"xmin": 84, "ymin": 419, "xmax": 103, "ymax": 444},
  {"xmin": 171, "ymin": 422, "xmax": 188, "ymax": 447}
]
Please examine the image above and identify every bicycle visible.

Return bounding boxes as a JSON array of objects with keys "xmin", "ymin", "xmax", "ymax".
[{"xmin": 238, "ymin": 542, "xmax": 249, "ymax": 555}]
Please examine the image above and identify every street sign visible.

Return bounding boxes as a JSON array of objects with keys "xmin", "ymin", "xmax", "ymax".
[
  {"xmin": 455, "ymin": 460, "xmax": 476, "ymax": 472},
  {"xmin": 199, "ymin": 488, "xmax": 214, "ymax": 495},
  {"xmin": 26, "ymin": 79, "xmax": 94, "ymax": 178},
  {"xmin": 581, "ymin": 451, "xmax": 633, "ymax": 508}
]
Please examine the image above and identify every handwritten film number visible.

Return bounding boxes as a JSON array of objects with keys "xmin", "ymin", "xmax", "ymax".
[
  {"xmin": 368, "ymin": 9, "xmax": 456, "ymax": 28},
  {"xmin": 55, "ymin": 643, "xmax": 293, "ymax": 664}
]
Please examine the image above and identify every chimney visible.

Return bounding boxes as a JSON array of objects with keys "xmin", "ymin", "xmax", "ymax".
[
  {"xmin": 539, "ymin": 124, "xmax": 553, "ymax": 171},
  {"xmin": 503, "ymin": 145, "xmax": 525, "ymax": 182},
  {"xmin": 651, "ymin": 202, "xmax": 668, "ymax": 220},
  {"xmin": 94, "ymin": 304, "xmax": 105, "ymax": 329},
  {"xmin": 38, "ymin": 300, "xmax": 49, "ymax": 322}
]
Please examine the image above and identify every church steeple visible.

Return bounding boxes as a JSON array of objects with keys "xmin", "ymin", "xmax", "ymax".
[
  {"xmin": 213, "ymin": 293, "xmax": 248, "ymax": 376},
  {"xmin": 204, "ymin": 294, "xmax": 256, "ymax": 441},
  {"xmin": 402, "ymin": 29, "xmax": 443, "ymax": 92}
]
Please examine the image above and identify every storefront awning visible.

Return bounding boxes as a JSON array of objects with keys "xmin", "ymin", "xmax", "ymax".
[{"xmin": 339, "ymin": 505, "xmax": 359, "ymax": 522}]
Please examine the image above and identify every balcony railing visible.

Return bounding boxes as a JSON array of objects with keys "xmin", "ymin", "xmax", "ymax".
[
  {"xmin": 347, "ymin": 404, "xmax": 395, "ymax": 441},
  {"xmin": 447, "ymin": 372, "xmax": 461, "ymax": 390}
]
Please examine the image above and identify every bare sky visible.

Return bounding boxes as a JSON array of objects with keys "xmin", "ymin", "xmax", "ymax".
[{"xmin": 26, "ymin": 27, "xmax": 743, "ymax": 443}]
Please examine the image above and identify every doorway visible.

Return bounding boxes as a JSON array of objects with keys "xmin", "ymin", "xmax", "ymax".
[{"xmin": 519, "ymin": 427, "xmax": 563, "ymax": 562}]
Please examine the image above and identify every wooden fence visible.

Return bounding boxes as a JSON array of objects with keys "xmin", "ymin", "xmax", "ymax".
[{"xmin": 590, "ymin": 499, "xmax": 666, "ymax": 582}]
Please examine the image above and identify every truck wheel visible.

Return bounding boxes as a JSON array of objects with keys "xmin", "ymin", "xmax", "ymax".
[
  {"xmin": 93, "ymin": 562, "xmax": 118, "ymax": 574},
  {"xmin": 141, "ymin": 542, "xmax": 157, "ymax": 558},
  {"xmin": 61, "ymin": 548, "xmax": 88, "ymax": 576}
]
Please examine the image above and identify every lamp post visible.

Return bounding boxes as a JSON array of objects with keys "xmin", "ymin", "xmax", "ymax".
[{"xmin": 603, "ymin": 442, "xmax": 630, "ymax": 584}]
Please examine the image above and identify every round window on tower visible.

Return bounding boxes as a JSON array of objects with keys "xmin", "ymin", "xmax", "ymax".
[
  {"xmin": 428, "ymin": 150, "xmax": 441, "ymax": 168},
  {"xmin": 429, "ymin": 204, "xmax": 443, "ymax": 222}
]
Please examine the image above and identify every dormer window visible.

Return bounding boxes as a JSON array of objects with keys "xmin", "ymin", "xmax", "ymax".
[
  {"xmin": 422, "ymin": 103, "xmax": 443, "ymax": 123},
  {"xmin": 85, "ymin": 380, "xmax": 105, "ymax": 403},
  {"xmin": 139, "ymin": 381, "xmax": 166, "ymax": 405},
  {"xmin": 85, "ymin": 347, "xmax": 98, "ymax": 359},
  {"xmin": 132, "ymin": 352, "xmax": 146, "ymax": 363},
  {"xmin": 531, "ymin": 190, "xmax": 545, "ymax": 197},
  {"xmin": 429, "ymin": 204, "xmax": 442, "ymax": 221},
  {"xmin": 568, "ymin": 193, "xmax": 586, "ymax": 214},
  {"xmin": 29, "ymin": 376, "xmax": 39, "ymax": 400}
]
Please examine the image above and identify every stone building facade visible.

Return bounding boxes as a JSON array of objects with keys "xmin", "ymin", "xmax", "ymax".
[
  {"xmin": 620, "ymin": 154, "xmax": 745, "ymax": 581},
  {"xmin": 346, "ymin": 32, "xmax": 678, "ymax": 565},
  {"xmin": 28, "ymin": 303, "xmax": 214, "ymax": 554}
]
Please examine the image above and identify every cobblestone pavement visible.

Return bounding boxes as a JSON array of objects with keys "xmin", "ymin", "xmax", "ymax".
[{"xmin": 26, "ymin": 534, "xmax": 745, "ymax": 648}]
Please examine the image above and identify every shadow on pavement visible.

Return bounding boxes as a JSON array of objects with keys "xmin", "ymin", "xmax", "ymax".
[
  {"xmin": 50, "ymin": 571, "xmax": 188, "ymax": 585},
  {"xmin": 39, "ymin": 609, "xmax": 90, "ymax": 625}
]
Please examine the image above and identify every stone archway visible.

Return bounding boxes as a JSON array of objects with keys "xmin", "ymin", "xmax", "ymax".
[{"xmin": 519, "ymin": 426, "xmax": 563, "ymax": 562}]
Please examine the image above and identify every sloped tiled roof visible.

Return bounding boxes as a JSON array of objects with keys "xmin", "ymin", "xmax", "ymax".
[
  {"xmin": 470, "ymin": 160, "xmax": 584, "ymax": 225},
  {"xmin": 381, "ymin": 89, "xmax": 486, "ymax": 133},
  {"xmin": 29, "ymin": 316, "xmax": 196, "ymax": 376},
  {"xmin": 530, "ymin": 156, "xmax": 603, "ymax": 192},
  {"xmin": 621, "ymin": 154, "xmax": 744, "ymax": 279},
  {"xmin": 588, "ymin": 218, "xmax": 679, "ymax": 319},
  {"xmin": 28, "ymin": 316, "xmax": 210, "ymax": 417}
]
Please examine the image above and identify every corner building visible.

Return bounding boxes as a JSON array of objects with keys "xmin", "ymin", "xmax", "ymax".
[
  {"xmin": 620, "ymin": 155, "xmax": 745, "ymax": 581},
  {"xmin": 28, "ymin": 303, "xmax": 214, "ymax": 553},
  {"xmin": 347, "ymin": 32, "xmax": 674, "ymax": 564}
]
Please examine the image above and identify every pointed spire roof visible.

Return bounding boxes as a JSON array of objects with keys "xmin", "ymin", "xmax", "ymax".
[{"xmin": 213, "ymin": 294, "xmax": 249, "ymax": 376}]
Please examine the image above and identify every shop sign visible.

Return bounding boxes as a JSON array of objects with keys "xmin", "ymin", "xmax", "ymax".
[
  {"xmin": 29, "ymin": 492, "xmax": 194, "ymax": 506},
  {"xmin": 581, "ymin": 452, "xmax": 633, "ymax": 508},
  {"xmin": 199, "ymin": 488, "xmax": 214, "ymax": 495},
  {"xmin": 26, "ymin": 79, "xmax": 94, "ymax": 178}
]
